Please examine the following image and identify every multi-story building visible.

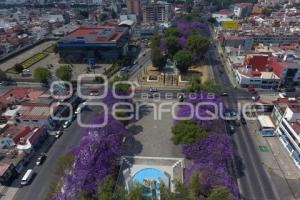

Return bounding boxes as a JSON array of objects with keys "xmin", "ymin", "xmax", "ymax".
[
  {"xmin": 219, "ymin": 34, "xmax": 254, "ymax": 52},
  {"xmin": 57, "ymin": 26, "xmax": 129, "ymax": 62},
  {"xmin": 127, "ymin": 0, "xmax": 142, "ymax": 17},
  {"xmin": 230, "ymin": 3, "xmax": 253, "ymax": 18},
  {"xmin": 142, "ymin": 1, "xmax": 174, "ymax": 23},
  {"xmin": 271, "ymin": 98, "xmax": 300, "ymax": 169},
  {"xmin": 269, "ymin": 56, "xmax": 300, "ymax": 86}
]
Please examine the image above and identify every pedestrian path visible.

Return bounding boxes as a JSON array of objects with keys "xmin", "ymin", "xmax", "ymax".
[{"xmin": 0, "ymin": 185, "xmax": 18, "ymax": 200}]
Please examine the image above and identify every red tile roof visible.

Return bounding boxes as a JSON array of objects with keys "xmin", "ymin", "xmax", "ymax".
[
  {"xmin": 217, "ymin": 9, "xmax": 234, "ymax": 15},
  {"xmin": 69, "ymin": 27, "xmax": 124, "ymax": 43},
  {"xmin": 291, "ymin": 122, "xmax": 300, "ymax": 135},
  {"xmin": 0, "ymin": 125, "xmax": 32, "ymax": 144}
]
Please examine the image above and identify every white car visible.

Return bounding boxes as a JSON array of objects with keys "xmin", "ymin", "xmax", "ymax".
[
  {"xmin": 62, "ymin": 120, "xmax": 71, "ymax": 129},
  {"xmin": 55, "ymin": 130, "xmax": 63, "ymax": 138},
  {"xmin": 279, "ymin": 92, "xmax": 287, "ymax": 98},
  {"xmin": 89, "ymin": 90, "xmax": 99, "ymax": 96}
]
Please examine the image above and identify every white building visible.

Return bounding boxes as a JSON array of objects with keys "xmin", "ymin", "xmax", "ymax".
[
  {"xmin": 272, "ymin": 98, "xmax": 300, "ymax": 168},
  {"xmin": 235, "ymin": 67, "xmax": 280, "ymax": 89}
]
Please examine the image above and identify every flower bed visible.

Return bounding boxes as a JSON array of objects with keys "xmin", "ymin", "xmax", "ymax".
[
  {"xmin": 43, "ymin": 45, "xmax": 55, "ymax": 54},
  {"xmin": 6, "ymin": 44, "xmax": 54, "ymax": 74}
]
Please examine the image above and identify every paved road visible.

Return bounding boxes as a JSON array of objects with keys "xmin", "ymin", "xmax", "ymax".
[
  {"xmin": 208, "ymin": 45, "xmax": 281, "ymax": 200},
  {"xmin": 13, "ymin": 105, "xmax": 102, "ymax": 200}
]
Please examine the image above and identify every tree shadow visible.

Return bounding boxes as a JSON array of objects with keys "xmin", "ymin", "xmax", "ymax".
[
  {"xmin": 134, "ymin": 103, "xmax": 154, "ymax": 120},
  {"xmin": 127, "ymin": 124, "xmax": 143, "ymax": 136},
  {"xmin": 233, "ymin": 154, "xmax": 245, "ymax": 178},
  {"xmin": 122, "ymin": 136, "xmax": 143, "ymax": 156}
]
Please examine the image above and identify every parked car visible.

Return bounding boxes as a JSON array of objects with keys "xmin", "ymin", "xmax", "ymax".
[
  {"xmin": 20, "ymin": 169, "xmax": 33, "ymax": 186},
  {"xmin": 279, "ymin": 92, "xmax": 287, "ymax": 98},
  {"xmin": 252, "ymin": 95, "xmax": 260, "ymax": 101},
  {"xmin": 221, "ymin": 92, "xmax": 228, "ymax": 96},
  {"xmin": 228, "ymin": 123, "xmax": 235, "ymax": 134},
  {"xmin": 178, "ymin": 95, "xmax": 184, "ymax": 102},
  {"xmin": 36, "ymin": 153, "xmax": 46, "ymax": 166},
  {"xmin": 241, "ymin": 117, "xmax": 246, "ymax": 125},
  {"xmin": 22, "ymin": 69, "xmax": 31, "ymax": 76},
  {"xmin": 89, "ymin": 90, "xmax": 99, "ymax": 96},
  {"xmin": 149, "ymin": 87, "xmax": 158, "ymax": 92},
  {"xmin": 62, "ymin": 120, "xmax": 71, "ymax": 129},
  {"xmin": 55, "ymin": 130, "xmax": 63, "ymax": 138}
]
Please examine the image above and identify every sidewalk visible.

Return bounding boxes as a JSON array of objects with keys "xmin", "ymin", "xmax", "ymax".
[
  {"xmin": 0, "ymin": 185, "xmax": 18, "ymax": 200},
  {"xmin": 240, "ymin": 100, "xmax": 300, "ymax": 180}
]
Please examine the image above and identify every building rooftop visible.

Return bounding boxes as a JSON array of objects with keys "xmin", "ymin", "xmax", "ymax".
[
  {"xmin": 17, "ymin": 106, "xmax": 52, "ymax": 120},
  {"xmin": 291, "ymin": 122, "xmax": 300, "ymax": 135},
  {"xmin": 0, "ymin": 125, "xmax": 31, "ymax": 144},
  {"xmin": 59, "ymin": 26, "xmax": 128, "ymax": 44}
]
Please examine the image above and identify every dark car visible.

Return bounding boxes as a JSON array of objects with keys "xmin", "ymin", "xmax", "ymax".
[
  {"xmin": 36, "ymin": 153, "xmax": 46, "ymax": 166},
  {"xmin": 178, "ymin": 95, "xmax": 184, "ymax": 102},
  {"xmin": 241, "ymin": 117, "xmax": 246, "ymax": 125},
  {"xmin": 228, "ymin": 123, "xmax": 235, "ymax": 134}
]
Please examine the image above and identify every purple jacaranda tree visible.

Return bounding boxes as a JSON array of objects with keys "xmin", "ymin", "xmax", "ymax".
[
  {"xmin": 159, "ymin": 37, "xmax": 167, "ymax": 52},
  {"xmin": 52, "ymin": 114, "xmax": 126, "ymax": 200},
  {"xmin": 175, "ymin": 92, "xmax": 224, "ymax": 131},
  {"xmin": 182, "ymin": 134, "xmax": 232, "ymax": 165},
  {"xmin": 179, "ymin": 36, "xmax": 188, "ymax": 49},
  {"xmin": 185, "ymin": 162, "xmax": 239, "ymax": 200},
  {"xmin": 102, "ymin": 89, "xmax": 132, "ymax": 109},
  {"xmin": 177, "ymin": 19, "xmax": 189, "ymax": 37}
]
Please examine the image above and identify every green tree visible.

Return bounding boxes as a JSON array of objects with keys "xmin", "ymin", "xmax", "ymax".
[
  {"xmin": 208, "ymin": 17, "xmax": 217, "ymax": 24},
  {"xmin": 14, "ymin": 63, "xmax": 24, "ymax": 73},
  {"xmin": 54, "ymin": 44, "xmax": 58, "ymax": 54},
  {"xmin": 201, "ymin": 79, "xmax": 220, "ymax": 93},
  {"xmin": 150, "ymin": 35, "xmax": 161, "ymax": 50},
  {"xmin": 128, "ymin": 184, "xmax": 143, "ymax": 200},
  {"xmin": 188, "ymin": 172, "xmax": 206, "ymax": 199},
  {"xmin": 164, "ymin": 27, "xmax": 180, "ymax": 38},
  {"xmin": 0, "ymin": 69, "xmax": 7, "ymax": 81},
  {"xmin": 151, "ymin": 48, "xmax": 166, "ymax": 70},
  {"xmin": 188, "ymin": 77, "xmax": 220, "ymax": 93},
  {"xmin": 187, "ymin": 35, "xmax": 210, "ymax": 60},
  {"xmin": 111, "ymin": 10, "xmax": 117, "ymax": 19},
  {"xmin": 55, "ymin": 154, "xmax": 74, "ymax": 176},
  {"xmin": 166, "ymin": 36, "xmax": 180, "ymax": 57},
  {"xmin": 99, "ymin": 13, "xmax": 108, "ymax": 22},
  {"xmin": 56, "ymin": 65, "xmax": 72, "ymax": 81},
  {"xmin": 262, "ymin": 7, "xmax": 273, "ymax": 16},
  {"xmin": 77, "ymin": 191, "xmax": 93, "ymax": 200},
  {"xmin": 207, "ymin": 188, "xmax": 231, "ymax": 200},
  {"xmin": 175, "ymin": 181, "xmax": 190, "ymax": 200},
  {"xmin": 174, "ymin": 50, "xmax": 192, "ymax": 74},
  {"xmin": 97, "ymin": 175, "xmax": 115, "ymax": 200},
  {"xmin": 171, "ymin": 120, "xmax": 208, "ymax": 145},
  {"xmin": 109, "ymin": 75, "xmax": 130, "ymax": 94},
  {"xmin": 33, "ymin": 67, "xmax": 51, "ymax": 83},
  {"xmin": 113, "ymin": 185, "xmax": 129, "ymax": 200},
  {"xmin": 160, "ymin": 183, "xmax": 177, "ymax": 200},
  {"xmin": 188, "ymin": 75, "xmax": 202, "ymax": 92}
]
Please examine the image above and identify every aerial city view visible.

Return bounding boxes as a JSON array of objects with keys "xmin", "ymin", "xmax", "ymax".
[{"xmin": 0, "ymin": 0, "xmax": 300, "ymax": 199}]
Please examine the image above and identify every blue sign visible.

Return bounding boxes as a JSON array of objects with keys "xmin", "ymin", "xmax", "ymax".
[{"xmin": 88, "ymin": 58, "xmax": 96, "ymax": 66}]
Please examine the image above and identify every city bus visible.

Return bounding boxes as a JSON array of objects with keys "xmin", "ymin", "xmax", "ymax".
[{"xmin": 257, "ymin": 115, "xmax": 275, "ymax": 137}]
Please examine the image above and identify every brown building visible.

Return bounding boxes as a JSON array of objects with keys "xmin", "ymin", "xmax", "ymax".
[{"xmin": 127, "ymin": 0, "xmax": 142, "ymax": 17}]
